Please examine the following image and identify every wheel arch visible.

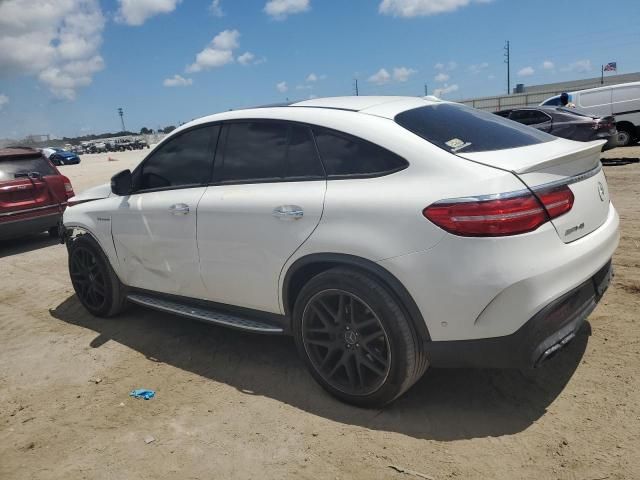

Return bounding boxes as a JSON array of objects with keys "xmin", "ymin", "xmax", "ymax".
[{"xmin": 282, "ymin": 253, "xmax": 431, "ymax": 342}]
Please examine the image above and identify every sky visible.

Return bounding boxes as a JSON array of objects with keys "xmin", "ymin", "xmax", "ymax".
[{"xmin": 0, "ymin": 0, "xmax": 639, "ymax": 139}]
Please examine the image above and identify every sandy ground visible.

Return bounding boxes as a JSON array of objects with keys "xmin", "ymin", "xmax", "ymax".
[{"xmin": 1, "ymin": 146, "xmax": 639, "ymax": 480}]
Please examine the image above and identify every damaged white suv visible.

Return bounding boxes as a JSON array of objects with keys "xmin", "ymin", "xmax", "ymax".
[{"xmin": 63, "ymin": 96, "xmax": 619, "ymax": 407}]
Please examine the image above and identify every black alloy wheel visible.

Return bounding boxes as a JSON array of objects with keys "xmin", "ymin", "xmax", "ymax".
[
  {"xmin": 302, "ymin": 289, "xmax": 392, "ymax": 397},
  {"xmin": 70, "ymin": 246, "xmax": 107, "ymax": 311}
]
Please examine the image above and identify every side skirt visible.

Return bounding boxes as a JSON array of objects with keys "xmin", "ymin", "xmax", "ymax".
[{"xmin": 125, "ymin": 288, "xmax": 288, "ymax": 335}]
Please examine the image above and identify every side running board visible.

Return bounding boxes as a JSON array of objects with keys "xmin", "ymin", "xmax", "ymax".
[{"xmin": 127, "ymin": 293, "xmax": 284, "ymax": 334}]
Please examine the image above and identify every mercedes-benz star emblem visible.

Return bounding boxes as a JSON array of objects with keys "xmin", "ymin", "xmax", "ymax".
[
  {"xmin": 344, "ymin": 330, "xmax": 357, "ymax": 345},
  {"xmin": 597, "ymin": 182, "xmax": 606, "ymax": 202}
]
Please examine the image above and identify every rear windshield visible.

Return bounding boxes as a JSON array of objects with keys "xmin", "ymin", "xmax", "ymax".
[
  {"xmin": 395, "ymin": 103, "xmax": 554, "ymax": 154},
  {"xmin": 0, "ymin": 156, "xmax": 56, "ymax": 182}
]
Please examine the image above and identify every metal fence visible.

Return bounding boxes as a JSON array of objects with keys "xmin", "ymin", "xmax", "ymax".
[{"xmin": 458, "ymin": 89, "xmax": 566, "ymax": 112}]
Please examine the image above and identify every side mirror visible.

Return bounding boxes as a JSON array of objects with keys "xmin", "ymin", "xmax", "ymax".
[{"xmin": 111, "ymin": 169, "xmax": 132, "ymax": 196}]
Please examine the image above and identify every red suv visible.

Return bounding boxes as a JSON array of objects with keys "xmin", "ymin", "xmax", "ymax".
[{"xmin": 0, "ymin": 147, "xmax": 75, "ymax": 241}]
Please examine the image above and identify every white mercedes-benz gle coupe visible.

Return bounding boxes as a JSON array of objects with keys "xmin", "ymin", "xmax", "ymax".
[{"xmin": 62, "ymin": 96, "xmax": 619, "ymax": 407}]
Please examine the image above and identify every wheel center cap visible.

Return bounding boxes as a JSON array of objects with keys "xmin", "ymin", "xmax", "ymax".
[
  {"xmin": 88, "ymin": 273, "xmax": 95, "ymax": 282},
  {"xmin": 344, "ymin": 330, "xmax": 357, "ymax": 345}
]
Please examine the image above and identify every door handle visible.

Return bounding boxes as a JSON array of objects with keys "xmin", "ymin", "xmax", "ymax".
[
  {"xmin": 169, "ymin": 203, "xmax": 190, "ymax": 215},
  {"xmin": 272, "ymin": 205, "xmax": 304, "ymax": 220}
]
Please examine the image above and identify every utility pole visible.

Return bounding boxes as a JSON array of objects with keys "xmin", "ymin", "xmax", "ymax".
[
  {"xmin": 504, "ymin": 40, "xmax": 510, "ymax": 95},
  {"xmin": 353, "ymin": 78, "xmax": 359, "ymax": 96},
  {"xmin": 424, "ymin": 83, "xmax": 428, "ymax": 96},
  {"xmin": 118, "ymin": 107, "xmax": 126, "ymax": 132}
]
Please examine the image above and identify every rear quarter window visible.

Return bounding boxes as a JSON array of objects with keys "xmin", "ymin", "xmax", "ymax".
[
  {"xmin": 395, "ymin": 103, "xmax": 554, "ymax": 154},
  {"xmin": 0, "ymin": 156, "xmax": 56, "ymax": 182},
  {"xmin": 312, "ymin": 127, "xmax": 408, "ymax": 178}
]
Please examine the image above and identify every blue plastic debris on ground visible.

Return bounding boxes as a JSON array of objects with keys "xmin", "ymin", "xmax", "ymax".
[{"xmin": 129, "ymin": 389, "xmax": 155, "ymax": 400}]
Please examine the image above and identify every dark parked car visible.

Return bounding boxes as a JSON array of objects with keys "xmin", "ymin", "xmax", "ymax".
[
  {"xmin": 495, "ymin": 106, "xmax": 618, "ymax": 149},
  {"xmin": 48, "ymin": 148, "xmax": 81, "ymax": 165},
  {"xmin": 0, "ymin": 147, "xmax": 75, "ymax": 241}
]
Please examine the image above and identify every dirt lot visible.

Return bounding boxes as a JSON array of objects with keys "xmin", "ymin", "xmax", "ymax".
[{"xmin": 1, "ymin": 146, "xmax": 639, "ymax": 479}]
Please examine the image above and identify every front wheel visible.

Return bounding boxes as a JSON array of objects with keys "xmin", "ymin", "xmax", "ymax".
[
  {"xmin": 68, "ymin": 235, "xmax": 127, "ymax": 317},
  {"xmin": 292, "ymin": 267, "xmax": 428, "ymax": 407}
]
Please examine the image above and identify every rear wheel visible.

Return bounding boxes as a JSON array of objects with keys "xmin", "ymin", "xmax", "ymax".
[
  {"xmin": 293, "ymin": 268, "xmax": 428, "ymax": 407},
  {"xmin": 615, "ymin": 125, "xmax": 635, "ymax": 147},
  {"xmin": 68, "ymin": 235, "xmax": 127, "ymax": 317}
]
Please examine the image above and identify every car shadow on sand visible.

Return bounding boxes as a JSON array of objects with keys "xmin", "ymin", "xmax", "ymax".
[
  {"xmin": 0, "ymin": 234, "xmax": 60, "ymax": 259},
  {"xmin": 50, "ymin": 294, "xmax": 589, "ymax": 441}
]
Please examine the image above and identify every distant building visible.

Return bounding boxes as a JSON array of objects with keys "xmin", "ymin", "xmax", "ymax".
[{"xmin": 459, "ymin": 71, "xmax": 640, "ymax": 112}]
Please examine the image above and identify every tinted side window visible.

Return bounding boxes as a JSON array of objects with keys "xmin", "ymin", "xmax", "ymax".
[
  {"xmin": 140, "ymin": 126, "xmax": 216, "ymax": 190},
  {"xmin": 312, "ymin": 128, "xmax": 408, "ymax": 177},
  {"xmin": 509, "ymin": 110, "xmax": 550, "ymax": 125},
  {"xmin": 220, "ymin": 122, "xmax": 288, "ymax": 182},
  {"xmin": 286, "ymin": 125, "xmax": 325, "ymax": 179}
]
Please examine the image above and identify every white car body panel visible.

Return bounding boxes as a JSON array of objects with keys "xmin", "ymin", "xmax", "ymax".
[
  {"xmin": 110, "ymin": 187, "xmax": 209, "ymax": 297},
  {"xmin": 197, "ymin": 180, "xmax": 326, "ymax": 313}
]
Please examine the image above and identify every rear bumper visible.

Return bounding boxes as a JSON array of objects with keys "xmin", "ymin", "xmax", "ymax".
[
  {"xmin": 0, "ymin": 213, "xmax": 61, "ymax": 240},
  {"xmin": 427, "ymin": 260, "xmax": 613, "ymax": 368}
]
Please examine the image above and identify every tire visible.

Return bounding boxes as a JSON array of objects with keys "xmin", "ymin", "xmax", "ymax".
[
  {"xmin": 67, "ymin": 234, "xmax": 127, "ymax": 317},
  {"xmin": 292, "ymin": 267, "xmax": 428, "ymax": 408},
  {"xmin": 615, "ymin": 126, "xmax": 635, "ymax": 147}
]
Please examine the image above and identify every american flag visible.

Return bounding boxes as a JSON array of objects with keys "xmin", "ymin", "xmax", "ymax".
[{"xmin": 604, "ymin": 62, "xmax": 617, "ymax": 72}]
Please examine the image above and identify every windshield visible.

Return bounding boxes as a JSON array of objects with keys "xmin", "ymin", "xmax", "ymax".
[
  {"xmin": 0, "ymin": 157, "xmax": 56, "ymax": 182},
  {"xmin": 395, "ymin": 103, "xmax": 555, "ymax": 154}
]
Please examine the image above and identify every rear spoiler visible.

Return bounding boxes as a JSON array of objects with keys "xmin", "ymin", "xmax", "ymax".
[{"xmin": 459, "ymin": 139, "xmax": 606, "ymax": 175}]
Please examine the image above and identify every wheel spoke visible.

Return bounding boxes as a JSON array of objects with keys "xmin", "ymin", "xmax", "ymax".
[
  {"xmin": 311, "ymin": 305, "xmax": 335, "ymax": 330},
  {"xmin": 361, "ymin": 343, "xmax": 387, "ymax": 367},
  {"xmin": 359, "ymin": 354, "xmax": 386, "ymax": 377}
]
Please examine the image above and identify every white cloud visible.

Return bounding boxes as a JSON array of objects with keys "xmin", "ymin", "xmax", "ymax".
[
  {"xmin": 542, "ymin": 60, "xmax": 554, "ymax": 70},
  {"xmin": 276, "ymin": 81, "xmax": 288, "ymax": 93},
  {"xmin": 210, "ymin": 0, "xmax": 224, "ymax": 16},
  {"xmin": 517, "ymin": 66, "xmax": 535, "ymax": 77},
  {"xmin": 117, "ymin": 0, "xmax": 182, "ymax": 26},
  {"xmin": 468, "ymin": 62, "xmax": 488, "ymax": 74},
  {"xmin": 237, "ymin": 52, "xmax": 255, "ymax": 66},
  {"xmin": 0, "ymin": 94, "xmax": 8, "ymax": 111},
  {"xmin": 163, "ymin": 74, "xmax": 193, "ymax": 87},
  {"xmin": 305, "ymin": 73, "xmax": 326, "ymax": 82},
  {"xmin": 379, "ymin": 0, "xmax": 492, "ymax": 17},
  {"xmin": 433, "ymin": 83, "xmax": 459, "ymax": 97},
  {"xmin": 0, "ymin": 0, "xmax": 105, "ymax": 100},
  {"xmin": 488, "ymin": 74, "xmax": 495, "ymax": 80},
  {"xmin": 393, "ymin": 66, "xmax": 416, "ymax": 82},
  {"xmin": 565, "ymin": 59, "xmax": 592, "ymax": 73},
  {"xmin": 434, "ymin": 72, "xmax": 449, "ymax": 82},
  {"xmin": 296, "ymin": 84, "xmax": 313, "ymax": 90},
  {"xmin": 186, "ymin": 29, "xmax": 239, "ymax": 73},
  {"xmin": 435, "ymin": 61, "xmax": 457, "ymax": 71},
  {"xmin": 264, "ymin": 0, "xmax": 310, "ymax": 20},
  {"xmin": 368, "ymin": 68, "xmax": 391, "ymax": 85}
]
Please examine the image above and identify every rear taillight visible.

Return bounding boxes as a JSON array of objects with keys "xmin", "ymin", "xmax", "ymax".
[
  {"xmin": 534, "ymin": 184, "xmax": 574, "ymax": 219},
  {"xmin": 423, "ymin": 185, "xmax": 574, "ymax": 237},
  {"xmin": 63, "ymin": 179, "xmax": 74, "ymax": 199}
]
